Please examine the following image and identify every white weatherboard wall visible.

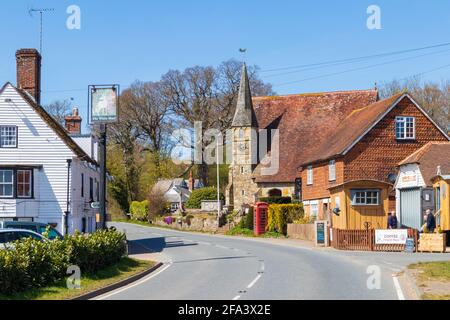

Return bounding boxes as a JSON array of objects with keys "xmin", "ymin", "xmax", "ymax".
[{"xmin": 0, "ymin": 83, "xmax": 99, "ymax": 234}]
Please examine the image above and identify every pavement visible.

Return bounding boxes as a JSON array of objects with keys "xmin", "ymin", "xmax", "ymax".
[{"xmin": 95, "ymin": 222, "xmax": 450, "ymax": 300}]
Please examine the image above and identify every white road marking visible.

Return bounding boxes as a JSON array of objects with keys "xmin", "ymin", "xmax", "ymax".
[
  {"xmin": 232, "ymin": 295, "xmax": 241, "ymax": 300},
  {"xmin": 94, "ymin": 263, "xmax": 173, "ymax": 300},
  {"xmin": 260, "ymin": 262, "xmax": 265, "ymax": 272},
  {"xmin": 247, "ymin": 274, "xmax": 262, "ymax": 289},
  {"xmin": 392, "ymin": 276, "xmax": 405, "ymax": 300}
]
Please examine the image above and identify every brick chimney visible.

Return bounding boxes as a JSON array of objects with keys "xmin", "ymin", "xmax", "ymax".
[
  {"xmin": 188, "ymin": 170, "xmax": 195, "ymax": 191},
  {"xmin": 65, "ymin": 107, "xmax": 82, "ymax": 135},
  {"xmin": 16, "ymin": 49, "xmax": 41, "ymax": 105}
]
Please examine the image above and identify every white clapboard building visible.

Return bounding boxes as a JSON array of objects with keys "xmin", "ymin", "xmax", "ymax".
[{"xmin": 0, "ymin": 49, "xmax": 100, "ymax": 235}]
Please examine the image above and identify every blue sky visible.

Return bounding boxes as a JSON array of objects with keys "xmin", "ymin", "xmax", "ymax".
[{"xmin": 1, "ymin": 0, "xmax": 450, "ymax": 131}]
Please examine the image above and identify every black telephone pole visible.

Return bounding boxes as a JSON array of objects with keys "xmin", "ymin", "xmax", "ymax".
[{"xmin": 99, "ymin": 123, "xmax": 107, "ymax": 229}]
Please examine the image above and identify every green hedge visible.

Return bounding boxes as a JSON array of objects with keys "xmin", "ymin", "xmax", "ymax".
[
  {"xmin": 267, "ymin": 204, "xmax": 304, "ymax": 234},
  {"xmin": 130, "ymin": 200, "xmax": 149, "ymax": 221},
  {"xmin": 185, "ymin": 187, "xmax": 225, "ymax": 209},
  {"xmin": 259, "ymin": 196, "xmax": 292, "ymax": 204},
  {"xmin": 0, "ymin": 229, "xmax": 127, "ymax": 295}
]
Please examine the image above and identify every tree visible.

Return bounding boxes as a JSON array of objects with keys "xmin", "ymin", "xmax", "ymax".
[
  {"xmin": 43, "ymin": 99, "xmax": 71, "ymax": 126},
  {"xmin": 162, "ymin": 59, "xmax": 274, "ymax": 185},
  {"xmin": 380, "ymin": 77, "xmax": 450, "ymax": 130}
]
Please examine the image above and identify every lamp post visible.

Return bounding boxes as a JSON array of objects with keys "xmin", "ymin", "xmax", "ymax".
[{"xmin": 217, "ymin": 137, "xmax": 221, "ymax": 227}]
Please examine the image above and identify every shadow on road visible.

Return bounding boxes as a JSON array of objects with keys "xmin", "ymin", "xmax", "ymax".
[
  {"xmin": 128, "ymin": 237, "xmax": 198, "ymax": 254},
  {"xmin": 173, "ymin": 256, "xmax": 256, "ymax": 264}
]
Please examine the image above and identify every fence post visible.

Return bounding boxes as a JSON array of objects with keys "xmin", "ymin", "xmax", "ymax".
[{"xmin": 369, "ymin": 229, "xmax": 374, "ymax": 251}]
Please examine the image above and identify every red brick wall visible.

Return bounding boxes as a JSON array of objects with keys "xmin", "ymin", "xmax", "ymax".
[
  {"xmin": 344, "ymin": 97, "xmax": 448, "ymax": 182},
  {"xmin": 302, "ymin": 159, "xmax": 344, "ymax": 200},
  {"xmin": 301, "ymin": 96, "xmax": 448, "ymax": 202},
  {"xmin": 16, "ymin": 49, "xmax": 41, "ymax": 105}
]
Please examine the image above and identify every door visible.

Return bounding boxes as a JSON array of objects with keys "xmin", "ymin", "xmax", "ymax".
[{"xmin": 400, "ymin": 188, "xmax": 421, "ymax": 230}]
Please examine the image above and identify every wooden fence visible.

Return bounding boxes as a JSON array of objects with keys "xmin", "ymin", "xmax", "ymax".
[
  {"xmin": 287, "ymin": 223, "xmax": 315, "ymax": 241},
  {"xmin": 332, "ymin": 228, "xmax": 418, "ymax": 252}
]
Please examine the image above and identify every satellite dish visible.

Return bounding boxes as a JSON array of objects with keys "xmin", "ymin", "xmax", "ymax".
[
  {"xmin": 333, "ymin": 208, "xmax": 341, "ymax": 216},
  {"xmin": 388, "ymin": 173, "xmax": 398, "ymax": 183}
]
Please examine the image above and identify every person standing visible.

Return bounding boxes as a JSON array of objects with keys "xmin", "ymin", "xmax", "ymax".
[
  {"xmin": 388, "ymin": 211, "xmax": 398, "ymax": 229},
  {"xmin": 426, "ymin": 209, "xmax": 436, "ymax": 233}
]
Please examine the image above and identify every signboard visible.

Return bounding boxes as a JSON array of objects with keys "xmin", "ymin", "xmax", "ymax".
[
  {"xmin": 400, "ymin": 173, "xmax": 418, "ymax": 188},
  {"xmin": 89, "ymin": 85, "xmax": 119, "ymax": 123},
  {"xmin": 315, "ymin": 221, "xmax": 328, "ymax": 246},
  {"xmin": 90, "ymin": 202, "xmax": 100, "ymax": 209},
  {"xmin": 375, "ymin": 229, "xmax": 408, "ymax": 245},
  {"xmin": 404, "ymin": 237, "xmax": 415, "ymax": 253}
]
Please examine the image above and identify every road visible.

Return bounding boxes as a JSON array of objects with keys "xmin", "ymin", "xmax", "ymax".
[{"xmin": 97, "ymin": 222, "xmax": 450, "ymax": 300}]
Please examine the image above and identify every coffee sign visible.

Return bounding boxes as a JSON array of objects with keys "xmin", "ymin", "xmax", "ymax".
[{"xmin": 375, "ymin": 229, "xmax": 408, "ymax": 245}]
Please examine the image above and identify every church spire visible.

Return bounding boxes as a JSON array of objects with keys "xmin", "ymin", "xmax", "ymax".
[{"xmin": 231, "ymin": 63, "xmax": 258, "ymax": 128}]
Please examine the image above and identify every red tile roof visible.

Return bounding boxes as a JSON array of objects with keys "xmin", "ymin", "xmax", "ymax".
[
  {"xmin": 300, "ymin": 92, "xmax": 405, "ymax": 167},
  {"xmin": 252, "ymin": 89, "xmax": 379, "ymax": 182},
  {"xmin": 399, "ymin": 142, "xmax": 450, "ymax": 186}
]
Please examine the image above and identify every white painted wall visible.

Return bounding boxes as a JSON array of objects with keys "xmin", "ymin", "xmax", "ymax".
[{"xmin": 0, "ymin": 83, "xmax": 100, "ymax": 234}]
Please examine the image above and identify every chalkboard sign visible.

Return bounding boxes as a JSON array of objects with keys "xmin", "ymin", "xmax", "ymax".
[
  {"xmin": 404, "ymin": 237, "xmax": 415, "ymax": 253},
  {"xmin": 315, "ymin": 221, "xmax": 327, "ymax": 246}
]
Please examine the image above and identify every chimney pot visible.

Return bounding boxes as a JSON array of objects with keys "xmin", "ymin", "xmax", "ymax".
[
  {"xmin": 65, "ymin": 107, "xmax": 82, "ymax": 135},
  {"xmin": 16, "ymin": 49, "xmax": 41, "ymax": 105}
]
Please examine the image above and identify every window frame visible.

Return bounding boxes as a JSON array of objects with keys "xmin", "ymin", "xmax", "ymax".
[
  {"xmin": 0, "ymin": 168, "xmax": 34, "ymax": 199},
  {"xmin": 0, "ymin": 169, "xmax": 14, "ymax": 198},
  {"xmin": 329, "ymin": 160, "xmax": 336, "ymax": 182},
  {"xmin": 395, "ymin": 116, "xmax": 416, "ymax": 140},
  {"xmin": 350, "ymin": 189, "xmax": 381, "ymax": 206},
  {"xmin": 16, "ymin": 169, "xmax": 33, "ymax": 199},
  {"xmin": 307, "ymin": 166, "xmax": 313, "ymax": 185},
  {"xmin": 0, "ymin": 126, "xmax": 18, "ymax": 149}
]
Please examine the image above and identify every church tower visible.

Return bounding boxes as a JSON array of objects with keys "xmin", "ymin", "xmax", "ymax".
[{"xmin": 226, "ymin": 63, "xmax": 259, "ymax": 209}]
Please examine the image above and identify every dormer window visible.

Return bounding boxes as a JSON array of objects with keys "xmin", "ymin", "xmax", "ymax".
[
  {"xmin": 0, "ymin": 126, "xmax": 17, "ymax": 148},
  {"xmin": 395, "ymin": 116, "xmax": 415, "ymax": 140}
]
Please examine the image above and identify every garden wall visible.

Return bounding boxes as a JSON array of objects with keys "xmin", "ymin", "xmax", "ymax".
[{"xmin": 287, "ymin": 223, "xmax": 315, "ymax": 241}]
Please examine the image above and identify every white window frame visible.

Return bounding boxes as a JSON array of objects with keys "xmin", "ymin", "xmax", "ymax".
[
  {"xmin": 350, "ymin": 189, "xmax": 380, "ymax": 206},
  {"xmin": 311, "ymin": 203, "xmax": 319, "ymax": 217},
  {"xmin": 395, "ymin": 116, "xmax": 415, "ymax": 140},
  {"xmin": 0, "ymin": 126, "xmax": 17, "ymax": 148},
  {"xmin": 0, "ymin": 169, "xmax": 14, "ymax": 198},
  {"xmin": 307, "ymin": 166, "xmax": 313, "ymax": 185},
  {"xmin": 329, "ymin": 160, "xmax": 336, "ymax": 181}
]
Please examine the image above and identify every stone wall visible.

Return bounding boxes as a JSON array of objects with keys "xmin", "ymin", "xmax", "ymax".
[{"xmin": 155, "ymin": 215, "xmax": 219, "ymax": 233}]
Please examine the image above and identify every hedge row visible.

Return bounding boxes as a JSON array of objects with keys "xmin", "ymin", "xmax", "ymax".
[
  {"xmin": 185, "ymin": 187, "xmax": 225, "ymax": 209},
  {"xmin": 130, "ymin": 200, "xmax": 150, "ymax": 221},
  {"xmin": 0, "ymin": 229, "xmax": 127, "ymax": 295},
  {"xmin": 267, "ymin": 204, "xmax": 304, "ymax": 234}
]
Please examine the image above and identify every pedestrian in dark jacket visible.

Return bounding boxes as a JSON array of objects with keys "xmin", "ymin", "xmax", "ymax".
[
  {"xmin": 426, "ymin": 209, "xmax": 436, "ymax": 233},
  {"xmin": 388, "ymin": 211, "xmax": 398, "ymax": 229}
]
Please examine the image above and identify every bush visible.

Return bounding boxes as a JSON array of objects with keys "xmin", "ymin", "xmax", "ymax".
[
  {"xmin": 267, "ymin": 204, "xmax": 304, "ymax": 234},
  {"xmin": 244, "ymin": 207, "xmax": 254, "ymax": 230},
  {"xmin": 0, "ymin": 229, "xmax": 127, "ymax": 295},
  {"xmin": 185, "ymin": 187, "xmax": 225, "ymax": 209},
  {"xmin": 130, "ymin": 200, "xmax": 149, "ymax": 221},
  {"xmin": 226, "ymin": 227, "xmax": 254, "ymax": 237},
  {"xmin": 294, "ymin": 215, "xmax": 317, "ymax": 225},
  {"xmin": 148, "ymin": 189, "xmax": 168, "ymax": 218},
  {"xmin": 259, "ymin": 196, "xmax": 292, "ymax": 204}
]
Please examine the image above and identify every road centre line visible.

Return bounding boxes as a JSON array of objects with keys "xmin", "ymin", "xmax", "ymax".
[{"xmin": 247, "ymin": 274, "xmax": 262, "ymax": 289}]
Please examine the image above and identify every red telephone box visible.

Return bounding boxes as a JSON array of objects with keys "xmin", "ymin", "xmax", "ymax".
[{"xmin": 254, "ymin": 202, "xmax": 269, "ymax": 236}]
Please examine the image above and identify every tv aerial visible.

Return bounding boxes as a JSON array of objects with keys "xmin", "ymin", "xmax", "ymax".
[{"xmin": 28, "ymin": 7, "xmax": 55, "ymax": 55}]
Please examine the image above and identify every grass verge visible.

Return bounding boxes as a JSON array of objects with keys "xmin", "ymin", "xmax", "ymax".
[
  {"xmin": 0, "ymin": 257, "xmax": 154, "ymax": 300},
  {"xmin": 409, "ymin": 261, "xmax": 450, "ymax": 300}
]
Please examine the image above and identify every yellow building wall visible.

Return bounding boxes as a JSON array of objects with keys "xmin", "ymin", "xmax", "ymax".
[
  {"xmin": 330, "ymin": 181, "xmax": 389, "ymax": 230},
  {"xmin": 433, "ymin": 178, "xmax": 450, "ymax": 231}
]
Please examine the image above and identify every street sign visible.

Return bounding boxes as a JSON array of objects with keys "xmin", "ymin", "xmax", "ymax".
[
  {"xmin": 375, "ymin": 229, "xmax": 408, "ymax": 245},
  {"xmin": 89, "ymin": 85, "xmax": 119, "ymax": 124},
  {"xmin": 90, "ymin": 202, "xmax": 100, "ymax": 209}
]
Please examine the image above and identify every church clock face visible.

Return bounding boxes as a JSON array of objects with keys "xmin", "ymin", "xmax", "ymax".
[{"xmin": 238, "ymin": 142, "xmax": 247, "ymax": 152}]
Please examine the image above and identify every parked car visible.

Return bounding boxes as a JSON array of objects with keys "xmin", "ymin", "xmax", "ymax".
[
  {"xmin": 0, "ymin": 229, "xmax": 47, "ymax": 249},
  {"xmin": 0, "ymin": 221, "xmax": 63, "ymax": 240}
]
